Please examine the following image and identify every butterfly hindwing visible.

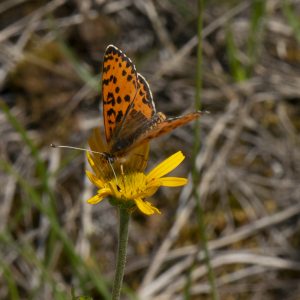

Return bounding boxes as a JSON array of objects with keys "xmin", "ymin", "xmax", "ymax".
[
  {"xmin": 135, "ymin": 74, "xmax": 156, "ymax": 118},
  {"xmin": 112, "ymin": 111, "xmax": 201, "ymax": 156},
  {"xmin": 131, "ymin": 112, "xmax": 201, "ymax": 152}
]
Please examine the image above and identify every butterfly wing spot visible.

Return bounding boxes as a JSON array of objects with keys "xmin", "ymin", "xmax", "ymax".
[
  {"xmin": 106, "ymin": 92, "xmax": 116, "ymax": 106},
  {"xmin": 124, "ymin": 95, "xmax": 131, "ymax": 102},
  {"xmin": 107, "ymin": 114, "xmax": 116, "ymax": 133},
  {"xmin": 103, "ymin": 78, "xmax": 109, "ymax": 86},
  {"xmin": 107, "ymin": 108, "xmax": 115, "ymax": 115},
  {"xmin": 116, "ymin": 110, "xmax": 124, "ymax": 123},
  {"xmin": 103, "ymin": 64, "xmax": 111, "ymax": 73}
]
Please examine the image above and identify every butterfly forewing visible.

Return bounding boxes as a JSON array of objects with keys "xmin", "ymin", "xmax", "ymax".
[
  {"xmin": 107, "ymin": 70, "xmax": 157, "ymax": 146},
  {"xmin": 102, "ymin": 45, "xmax": 138, "ymax": 143}
]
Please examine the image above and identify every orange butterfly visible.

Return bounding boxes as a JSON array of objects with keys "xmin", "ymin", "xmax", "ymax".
[{"xmin": 102, "ymin": 45, "xmax": 201, "ymax": 160}]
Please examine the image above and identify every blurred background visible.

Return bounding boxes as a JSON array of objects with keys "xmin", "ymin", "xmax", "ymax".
[{"xmin": 1, "ymin": 0, "xmax": 300, "ymax": 299}]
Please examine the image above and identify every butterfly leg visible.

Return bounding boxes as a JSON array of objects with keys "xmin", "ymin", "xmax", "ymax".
[
  {"xmin": 120, "ymin": 164, "xmax": 125, "ymax": 176},
  {"xmin": 116, "ymin": 163, "xmax": 127, "ymax": 195}
]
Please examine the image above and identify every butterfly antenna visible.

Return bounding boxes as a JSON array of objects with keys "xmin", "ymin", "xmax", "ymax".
[
  {"xmin": 50, "ymin": 144, "xmax": 108, "ymax": 157},
  {"xmin": 50, "ymin": 144, "xmax": 121, "ymax": 191}
]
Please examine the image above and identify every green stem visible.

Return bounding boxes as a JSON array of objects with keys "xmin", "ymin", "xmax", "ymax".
[
  {"xmin": 190, "ymin": 0, "xmax": 219, "ymax": 299},
  {"xmin": 111, "ymin": 208, "xmax": 130, "ymax": 300}
]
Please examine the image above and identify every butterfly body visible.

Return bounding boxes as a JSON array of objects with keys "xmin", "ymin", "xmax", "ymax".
[{"xmin": 101, "ymin": 45, "xmax": 202, "ymax": 160}]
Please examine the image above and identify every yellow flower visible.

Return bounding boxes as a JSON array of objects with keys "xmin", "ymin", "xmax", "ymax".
[{"xmin": 85, "ymin": 128, "xmax": 188, "ymax": 215}]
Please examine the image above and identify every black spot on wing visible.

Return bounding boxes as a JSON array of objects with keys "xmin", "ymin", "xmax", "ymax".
[
  {"xmin": 103, "ymin": 78, "xmax": 109, "ymax": 86},
  {"xmin": 107, "ymin": 108, "xmax": 116, "ymax": 124},
  {"xmin": 107, "ymin": 108, "xmax": 115, "ymax": 116},
  {"xmin": 116, "ymin": 110, "xmax": 124, "ymax": 123},
  {"xmin": 105, "ymin": 92, "xmax": 116, "ymax": 106},
  {"xmin": 116, "ymin": 96, "xmax": 122, "ymax": 104},
  {"xmin": 103, "ymin": 65, "xmax": 111, "ymax": 73}
]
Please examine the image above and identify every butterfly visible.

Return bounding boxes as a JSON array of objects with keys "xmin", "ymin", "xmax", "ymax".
[{"xmin": 101, "ymin": 45, "xmax": 201, "ymax": 160}]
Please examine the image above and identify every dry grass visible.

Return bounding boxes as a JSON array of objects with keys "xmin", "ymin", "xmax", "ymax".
[{"xmin": 0, "ymin": 0, "xmax": 300, "ymax": 299}]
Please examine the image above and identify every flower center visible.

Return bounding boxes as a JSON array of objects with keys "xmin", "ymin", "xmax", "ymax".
[{"xmin": 109, "ymin": 172, "xmax": 148, "ymax": 200}]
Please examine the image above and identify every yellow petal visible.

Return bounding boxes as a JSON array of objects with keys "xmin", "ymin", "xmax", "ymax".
[
  {"xmin": 87, "ymin": 192, "xmax": 105, "ymax": 205},
  {"xmin": 87, "ymin": 188, "xmax": 111, "ymax": 204},
  {"xmin": 86, "ymin": 170, "xmax": 104, "ymax": 188},
  {"xmin": 134, "ymin": 198, "xmax": 161, "ymax": 215},
  {"xmin": 87, "ymin": 194, "xmax": 102, "ymax": 205},
  {"xmin": 86, "ymin": 152, "xmax": 101, "ymax": 176},
  {"xmin": 143, "ymin": 186, "xmax": 160, "ymax": 198},
  {"xmin": 98, "ymin": 188, "xmax": 111, "ymax": 197},
  {"xmin": 160, "ymin": 177, "xmax": 188, "ymax": 187},
  {"xmin": 86, "ymin": 151, "xmax": 94, "ymax": 168},
  {"xmin": 147, "ymin": 151, "xmax": 185, "ymax": 180}
]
